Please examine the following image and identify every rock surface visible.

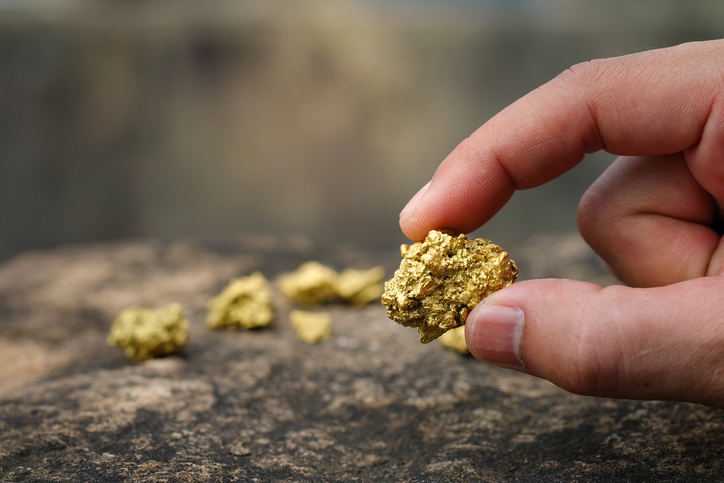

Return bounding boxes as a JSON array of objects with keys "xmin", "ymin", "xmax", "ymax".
[{"xmin": 1, "ymin": 234, "xmax": 723, "ymax": 482}]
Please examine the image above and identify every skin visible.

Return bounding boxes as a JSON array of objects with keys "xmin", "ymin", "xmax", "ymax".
[{"xmin": 399, "ymin": 39, "xmax": 724, "ymax": 407}]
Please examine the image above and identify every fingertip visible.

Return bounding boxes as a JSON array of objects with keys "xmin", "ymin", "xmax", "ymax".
[
  {"xmin": 398, "ymin": 214, "xmax": 423, "ymax": 242},
  {"xmin": 399, "ymin": 181, "xmax": 431, "ymax": 241},
  {"xmin": 400, "ymin": 181, "xmax": 430, "ymax": 220}
]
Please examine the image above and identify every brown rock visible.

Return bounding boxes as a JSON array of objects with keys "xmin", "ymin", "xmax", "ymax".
[{"xmin": 1, "ymin": 235, "xmax": 723, "ymax": 482}]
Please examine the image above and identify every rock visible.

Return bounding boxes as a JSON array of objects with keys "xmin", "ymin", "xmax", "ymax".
[{"xmin": 0, "ymin": 235, "xmax": 723, "ymax": 482}]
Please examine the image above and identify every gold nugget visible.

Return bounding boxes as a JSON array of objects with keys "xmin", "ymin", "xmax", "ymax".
[
  {"xmin": 438, "ymin": 326, "xmax": 469, "ymax": 354},
  {"xmin": 108, "ymin": 303, "xmax": 189, "ymax": 362},
  {"xmin": 381, "ymin": 229, "xmax": 517, "ymax": 343},
  {"xmin": 289, "ymin": 310, "xmax": 332, "ymax": 343},
  {"xmin": 336, "ymin": 266, "xmax": 385, "ymax": 305},
  {"xmin": 207, "ymin": 272, "xmax": 274, "ymax": 329},
  {"xmin": 278, "ymin": 261, "xmax": 339, "ymax": 305}
]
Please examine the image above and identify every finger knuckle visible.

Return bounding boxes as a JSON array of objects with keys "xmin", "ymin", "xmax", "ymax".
[
  {"xmin": 576, "ymin": 187, "xmax": 601, "ymax": 238},
  {"xmin": 552, "ymin": 58, "xmax": 610, "ymax": 92}
]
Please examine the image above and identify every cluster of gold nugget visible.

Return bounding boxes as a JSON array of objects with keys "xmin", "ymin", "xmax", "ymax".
[
  {"xmin": 108, "ymin": 262, "xmax": 385, "ymax": 361},
  {"xmin": 108, "ymin": 230, "xmax": 517, "ymax": 361},
  {"xmin": 381, "ymin": 229, "xmax": 518, "ymax": 344}
]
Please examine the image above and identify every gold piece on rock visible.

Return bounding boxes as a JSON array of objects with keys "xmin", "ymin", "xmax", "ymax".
[
  {"xmin": 278, "ymin": 261, "xmax": 339, "ymax": 306},
  {"xmin": 207, "ymin": 272, "xmax": 275, "ymax": 330},
  {"xmin": 107, "ymin": 303, "xmax": 189, "ymax": 362},
  {"xmin": 289, "ymin": 310, "xmax": 332, "ymax": 343},
  {"xmin": 336, "ymin": 266, "xmax": 385, "ymax": 306},
  {"xmin": 381, "ymin": 229, "xmax": 517, "ymax": 344},
  {"xmin": 438, "ymin": 326, "xmax": 469, "ymax": 354}
]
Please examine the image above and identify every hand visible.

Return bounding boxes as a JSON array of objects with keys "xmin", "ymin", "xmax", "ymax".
[{"xmin": 399, "ymin": 39, "xmax": 724, "ymax": 407}]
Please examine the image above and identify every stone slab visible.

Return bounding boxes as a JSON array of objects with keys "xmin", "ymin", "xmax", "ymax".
[{"xmin": 0, "ymin": 234, "xmax": 722, "ymax": 482}]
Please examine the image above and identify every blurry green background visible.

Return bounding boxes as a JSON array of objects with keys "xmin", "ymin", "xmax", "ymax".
[{"xmin": 1, "ymin": 0, "xmax": 723, "ymax": 261}]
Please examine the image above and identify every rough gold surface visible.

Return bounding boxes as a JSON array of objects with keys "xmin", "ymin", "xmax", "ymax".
[
  {"xmin": 278, "ymin": 261, "xmax": 339, "ymax": 306},
  {"xmin": 207, "ymin": 272, "xmax": 274, "ymax": 329},
  {"xmin": 289, "ymin": 310, "xmax": 332, "ymax": 343},
  {"xmin": 107, "ymin": 303, "xmax": 189, "ymax": 362},
  {"xmin": 438, "ymin": 326, "xmax": 469, "ymax": 354},
  {"xmin": 381, "ymin": 230, "xmax": 517, "ymax": 343},
  {"xmin": 336, "ymin": 266, "xmax": 385, "ymax": 305}
]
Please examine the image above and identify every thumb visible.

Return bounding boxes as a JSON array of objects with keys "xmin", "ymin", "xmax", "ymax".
[{"xmin": 465, "ymin": 278, "xmax": 724, "ymax": 407}]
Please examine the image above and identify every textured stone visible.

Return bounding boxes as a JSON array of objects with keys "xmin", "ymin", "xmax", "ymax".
[{"xmin": 1, "ymin": 235, "xmax": 723, "ymax": 482}]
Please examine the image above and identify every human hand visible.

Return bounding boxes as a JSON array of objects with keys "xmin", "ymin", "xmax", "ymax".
[{"xmin": 399, "ymin": 39, "xmax": 724, "ymax": 407}]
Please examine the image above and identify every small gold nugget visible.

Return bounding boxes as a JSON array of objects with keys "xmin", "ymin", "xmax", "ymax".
[
  {"xmin": 438, "ymin": 326, "xmax": 469, "ymax": 354},
  {"xmin": 290, "ymin": 310, "xmax": 332, "ymax": 343},
  {"xmin": 336, "ymin": 266, "xmax": 385, "ymax": 306},
  {"xmin": 108, "ymin": 303, "xmax": 189, "ymax": 362},
  {"xmin": 279, "ymin": 262, "xmax": 385, "ymax": 306},
  {"xmin": 207, "ymin": 272, "xmax": 274, "ymax": 329},
  {"xmin": 381, "ymin": 230, "xmax": 517, "ymax": 343},
  {"xmin": 278, "ymin": 261, "xmax": 339, "ymax": 305}
]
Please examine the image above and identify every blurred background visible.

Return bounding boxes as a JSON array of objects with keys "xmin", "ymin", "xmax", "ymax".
[{"xmin": 1, "ymin": 0, "xmax": 723, "ymax": 261}]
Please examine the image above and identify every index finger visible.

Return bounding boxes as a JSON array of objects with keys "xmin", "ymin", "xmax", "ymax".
[{"xmin": 399, "ymin": 39, "xmax": 724, "ymax": 241}]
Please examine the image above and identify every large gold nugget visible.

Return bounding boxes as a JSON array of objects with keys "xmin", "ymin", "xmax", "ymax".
[
  {"xmin": 381, "ymin": 230, "xmax": 517, "ymax": 343},
  {"xmin": 108, "ymin": 303, "xmax": 189, "ymax": 362},
  {"xmin": 207, "ymin": 272, "xmax": 274, "ymax": 330}
]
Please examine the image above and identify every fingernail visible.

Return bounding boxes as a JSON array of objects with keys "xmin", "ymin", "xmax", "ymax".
[
  {"xmin": 466, "ymin": 304, "xmax": 526, "ymax": 370},
  {"xmin": 400, "ymin": 181, "xmax": 431, "ymax": 220}
]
